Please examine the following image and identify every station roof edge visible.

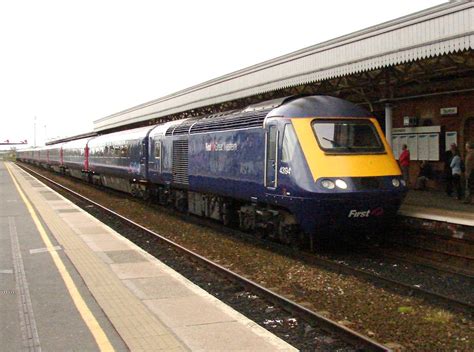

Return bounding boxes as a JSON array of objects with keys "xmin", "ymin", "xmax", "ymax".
[{"xmin": 94, "ymin": 1, "xmax": 474, "ymax": 132}]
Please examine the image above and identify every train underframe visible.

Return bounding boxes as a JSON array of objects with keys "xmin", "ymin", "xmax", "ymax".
[
  {"xmin": 24, "ymin": 161, "xmax": 400, "ymax": 248},
  {"xmin": 152, "ymin": 183, "xmax": 302, "ymax": 246},
  {"xmin": 84, "ymin": 171, "xmax": 303, "ymax": 245}
]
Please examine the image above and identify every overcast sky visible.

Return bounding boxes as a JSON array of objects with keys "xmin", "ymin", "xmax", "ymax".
[{"xmin": 0, "ymin": 0, "xmax": 447, "ymax": 149}]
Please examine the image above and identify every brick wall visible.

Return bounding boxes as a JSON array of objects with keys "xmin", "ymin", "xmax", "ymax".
[{"xmin": 389, "ymin": 91, "xmax": 474, "ymax": 189}]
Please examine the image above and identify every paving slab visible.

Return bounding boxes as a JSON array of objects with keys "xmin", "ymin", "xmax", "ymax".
[
  {"xmin": 144, "ymin": 295, "xmax": 236, "ymax": 328},
  {"xmin": 104, "ymin": 249, "xmax": 149, "ymax": 263},
  {"xmin": 85, "ymin": 238, "xmax": 134, "ymax": 252},
  {"xmin": 123, "ymin": 276, "xmax": 195, "ymax": 300},
  {"xmin": 174, "ymin": 321, "xmax": 285, "ymax": 352},
  {"xmin": 110, "ymin": 262, "xmax": 168, "ymax": 279}
]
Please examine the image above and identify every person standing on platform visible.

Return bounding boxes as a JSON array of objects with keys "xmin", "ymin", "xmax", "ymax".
[
  {"xmin": 450, "ymin": 145, "xmax": 463, "ymax": 200},
  {"xmin": 445, "ymin": 144, "xmax": 455, "ymax": 196},
  {"xmin": 463, "ymin": 141, "xmax": 474, "ymax": 204},
  {"xmin": 399, "ymin": 144, "xmax": 410, "ymax": 186}
]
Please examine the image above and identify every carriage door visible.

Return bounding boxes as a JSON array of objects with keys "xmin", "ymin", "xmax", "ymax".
[{"xmin": 265, "ymin": 124, "xmax": 279, "ymax": 189}]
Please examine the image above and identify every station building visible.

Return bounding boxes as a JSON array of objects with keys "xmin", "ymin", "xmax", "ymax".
[{"xmin": 93, "ymin": 1, "xmax": 474, "ymax": 188}]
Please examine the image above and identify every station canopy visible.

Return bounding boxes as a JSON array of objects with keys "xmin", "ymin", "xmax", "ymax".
[{"xmin": 94, "ymin": 0, "xmax": 474, "ymax": 133}]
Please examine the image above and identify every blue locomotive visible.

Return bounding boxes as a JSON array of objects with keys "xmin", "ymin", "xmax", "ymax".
[{"xmin": 18, "ymin": 95, "xmax": 406, "ymax": 244}]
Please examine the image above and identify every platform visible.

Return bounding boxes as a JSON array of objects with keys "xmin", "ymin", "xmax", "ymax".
[
  {"xmin": 0, "ymin": 162, "xmax": 296, "ymax": 352},
  {"xmin": 399, "ymin": 190, "xmax": 474, "ymax": 227}
]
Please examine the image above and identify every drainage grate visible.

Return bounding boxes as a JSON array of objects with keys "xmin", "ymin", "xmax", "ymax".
[{"xmin": 0, "ymin": 290, "xmax": 16, "ymax": 294}]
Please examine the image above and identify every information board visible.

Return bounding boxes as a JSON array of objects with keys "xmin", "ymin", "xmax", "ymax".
[
  {"xmin": 417, "ymin": 134, "xmax": 429, "ymax": 160},
  {"xmin": 407, "ymin": 135, "xmax": 418, "ymax": 160},
  {"xmin": 428, "ymin": 134, "xmax": 440, "ymax": 161},
  {"xmin": 392, "ymin": 126, "xmax": 440, "ymax": 161},
  {"xmin": 392, "ymin": 135, "xmax": 400, "ymax": 159},
  {"xmin": 445, "ymin": 131, "xmax": 457, "ymax": 151}
]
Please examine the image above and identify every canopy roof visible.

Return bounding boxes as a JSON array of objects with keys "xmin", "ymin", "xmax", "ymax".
[{"xmin": 94, "ymin": 1, "xmax": 474, "ymax": 132}]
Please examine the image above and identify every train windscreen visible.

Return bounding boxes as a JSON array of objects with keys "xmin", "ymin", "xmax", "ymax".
[{"xmin": 312, "ymin": 120, "xmax": 384, "ymax": 154}]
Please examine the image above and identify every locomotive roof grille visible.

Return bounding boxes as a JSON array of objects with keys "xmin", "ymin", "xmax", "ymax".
[
  {"xmin": 190, "ymin": 111, "xmax": 269, "ymax": 134},
  {"xmin": 165, "ymin": 110, "xmax": 269, "ymax": 136}
]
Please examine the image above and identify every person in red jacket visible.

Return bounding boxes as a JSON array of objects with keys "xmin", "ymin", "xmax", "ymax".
[{"xmin": 399, "ymin": 144, "xmax": 410, "ymax": 186}]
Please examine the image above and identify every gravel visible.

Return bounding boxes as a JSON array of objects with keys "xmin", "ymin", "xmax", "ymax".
[
  {"xmin": 319, "ymin": 249, "xmax": 474, "ymax": 306},
  {"xmin": 25, "ymin": 164, "xmax": 474, "ymax": 351}
]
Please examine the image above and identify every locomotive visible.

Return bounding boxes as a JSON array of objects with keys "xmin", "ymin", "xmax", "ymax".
[{"xmin": 17, "ymin": 95, "xmax": 406, "ymax": 245}]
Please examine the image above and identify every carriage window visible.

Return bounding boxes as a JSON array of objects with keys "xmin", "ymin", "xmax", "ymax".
[
  {"xmin": 312, "ymin": 120, "xmax": 384, "ymax": 153},
  {"xmin": 281, "ymin": 124, "xmax": 297, "ymax": 163}
]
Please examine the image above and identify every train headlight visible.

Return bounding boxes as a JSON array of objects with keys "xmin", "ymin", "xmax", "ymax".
[
  {"xmin": 392, "ymin": 178, "xmax": 400, "ymax": 187},
  {"xmin": 335, "ymin": 179, "xmax": 348, "ymax": 189},
  {"xmin": 321, "ymin": 179, "xmax": 335, "ymax": 189}
]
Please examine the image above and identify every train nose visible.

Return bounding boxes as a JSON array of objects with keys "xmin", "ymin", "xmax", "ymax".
[{"xmin": 313, "ymin": 193, "xmax": 404, "ymax": 230}]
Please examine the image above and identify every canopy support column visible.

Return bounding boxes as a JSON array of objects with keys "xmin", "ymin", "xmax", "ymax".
[{"xmin": 385, "ymin": 103, "xmax": 393, "ymax": 147}]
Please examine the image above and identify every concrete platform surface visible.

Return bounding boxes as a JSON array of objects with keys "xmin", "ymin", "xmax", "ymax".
[
  {"xmin": 400, "ymin": 190, "xmax": 474, "ymax": 226},
  {"xmin": 1, "ymin": 162, "xmax": 296, "ymax": 352}
]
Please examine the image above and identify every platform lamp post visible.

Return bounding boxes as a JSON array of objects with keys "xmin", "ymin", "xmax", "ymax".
[{"xmin": 34, "ymin": 116, "xmax": 37, "ymax": 147}]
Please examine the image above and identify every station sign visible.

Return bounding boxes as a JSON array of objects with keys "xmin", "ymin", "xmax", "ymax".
[{"xmin": 440, "ymin": 107, "xmax": 458, "ymax": 116}]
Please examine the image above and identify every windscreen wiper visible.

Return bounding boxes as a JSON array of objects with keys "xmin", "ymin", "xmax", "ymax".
[
  {"xmin": 322, "ymin": 137, "xmax": 352, "ymax": 150},
  {"xmin": 323, "ymin": 137, "xmax": 340, "ymax": 146}
]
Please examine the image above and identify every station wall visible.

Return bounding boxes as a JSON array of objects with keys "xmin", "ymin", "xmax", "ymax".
[{"xmin": 390, "ymin": 91, "xmax": 474, "ymax": 189}]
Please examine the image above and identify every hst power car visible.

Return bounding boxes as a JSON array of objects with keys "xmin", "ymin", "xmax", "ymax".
[{"xmin": 18, "ymin": 95, "xmax": 406, "ymax": 245}]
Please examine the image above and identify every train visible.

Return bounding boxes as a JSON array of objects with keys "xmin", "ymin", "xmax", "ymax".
[{"xmin": 17, "ymin": 95, "xmax": 407, "ymax": 245}]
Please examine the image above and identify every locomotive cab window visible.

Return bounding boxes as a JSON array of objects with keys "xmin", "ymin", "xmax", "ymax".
[{"xmin": 312, "ymin": 120, "xmax": 384, "ymax": 154}]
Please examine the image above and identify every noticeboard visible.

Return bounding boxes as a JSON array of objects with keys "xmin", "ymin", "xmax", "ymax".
[
  {"xmin": 445, "ymin": 131, "xmax": 457, "ymax": 151},
  {"xmin": 392, "ymin": 127, "xmax": 440, "ymax": 161}
]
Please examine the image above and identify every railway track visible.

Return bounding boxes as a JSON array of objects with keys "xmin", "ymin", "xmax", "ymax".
[
  {"xmin": 381, "ymin": 236, "xmax": 474, "ymax": 276},
  {"xmin": 19, "ymin": 163, "xmax": 474, "ymax": 313},
  {"xmin": 16, "ymin": 163, "xmax": 391, "ymax": 351},
  {"xmin": 373, "ymin": 244, "xmax": 474, "ymax": 279},
  {"xmin": 202, "ymin": 224, "xmax": 474, "ymax": 312},
  {"xmin": 276, "ymin": 245, "xmax": 474, "ymax": 312},
  {"xmin": 313, "ymin": 251, "xmax": 474, "ymax": 312}
]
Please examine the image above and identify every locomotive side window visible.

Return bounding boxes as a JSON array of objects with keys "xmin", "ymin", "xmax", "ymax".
[
  {"xmin": 281, "ymin": 124, "xmax": 297, "ymax": 163},
  {"xmin": 268, "ymin": 126, "xmax": 277, "ymax": 162},
  {"xmin": 265, "ymin": 125, "xmax": 278, "ymax": 188},
  {"xmin": 155, "ymin": 140, "xmax": 161, "ymax": 160},
  {"xmin": 312, "ymin": 120, "xmax": 384, "ymax": 154},
  {"xmin": 154, "ymin": 139, "xmax": 162, "ymax": 172}
]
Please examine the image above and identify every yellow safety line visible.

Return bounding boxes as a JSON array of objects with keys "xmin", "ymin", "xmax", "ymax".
[{"xmin": 6, "ymin": 163, "xmax": 115, "ymax": 352}]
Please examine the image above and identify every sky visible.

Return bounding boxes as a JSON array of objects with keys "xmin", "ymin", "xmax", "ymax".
[{"xmin": 0, "ymin": 0, "xmax": 447, "ymax": 149}]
